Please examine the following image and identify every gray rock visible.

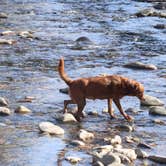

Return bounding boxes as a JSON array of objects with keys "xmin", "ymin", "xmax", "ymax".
[
  {"xmin": 124, "ymin": 62, "xmax": 157, "ymax": 70},
  {"xmin": 39, "ymin": 122, "xmax": 64, "ymax": 135},
  {"xmin": 92, "ymin": 161, "xmax": 104, "ymax": 166},
  {"xmin": 135, "ymin": 148, "xmax": 148, "ymax": 158},
  {"xmin": 135, "ymin": 8, "xmax": 166, "ymax": 18},
  {"xmin": 137, "ymin": 142, "xmax": 152, "ymax": 149},
  {"xmin": 149, "ymin": 106, "xmax": 166, "ymax": 116},
  {"xmin": 70, "ymin": 140, "xmax": 85, "ymax": 146},
  {"xmin": 59, "ymin": 87, "xmax": 69, "ymax": 94},
  {"xmin": 78, "ymin": 129, "xmax": 94, "ymax": 142},
  {"xmin": 0, "ymin": 97, "xmax": 8, "ymax": 106},
  {"xmin": 154, "ymin": 24, "xmax": 166, "ymax": 29},
  {"xmin": 154, "ymin": 3, "xmax": 166, "ymax": 10},
  {"xmin": 101, "ymin": 152, "xmax": 121, "ymax": 165},
  {"xmin": 141, "ymin": 95, "xmax": 164, "ymax": 106},
  {"xmin": 88, "ymin": 110, "xmax": 98, "ymax": 116},
  {"xmin": 15, "ymin": 105, "xmax": 32, "ymax": 114},
  {"xmin": 0, "ymin": 107, "xmax": 11, "ymax": 116},
  {"xmin": 93, "ymin": 152, "xmax": 121, "ymax": 166},
  {"xmin": 152, "ymin": 119, "xmax": 165, "ymax": 125},
  {"xmin": 115, "ymin": 125, "xmax": 133, "ymax": 132},
  {"xmin": 0, "ymin": 12, "xmax": 8, "ymax": 18},
  {"xmin": 148, "ymin": 155, "xmax": 166, "ymax": 164}
]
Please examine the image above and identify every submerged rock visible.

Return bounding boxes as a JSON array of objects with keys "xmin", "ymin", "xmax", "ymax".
[
  {"xmin": 15, "ymin": 105, "xmax": 32, "ymax": 114},
  {"xmin": 137, "ymin": 142, "xmax": 152, "ymax": 149},
  {"xmin": 141, "ymin": 95, "xmax": 164, "ymax": 106},
  {"xmin": 70, "ymin": 140, "xmax": 85, "ymax": 146},
  {"xmin": 39, "ymin": 122, "xmax": 64, "ymax": 135},
  {"xmin": 154, "ymin": 24, "xmax": 166, "ymax": 29},
  {"xmin": 124, "ymin": 62, "xmax": 157, "ymax": 70},
  {"xmin": 93, "ymin": 151, "xmax": 121, "ymax": 166},
  {"xmin": 0, "ymin": 107, "xmax": 11, "ymax": 116},
  {"xmin": 115, "ymin": 125, "xmax": 133, "ymax": 132},
  {"xmin": 135, "ymin": 148, "xmax": 148, "ymax": 158},
  {"xmin": 154, "ymin": 2, "xmax": 166, "ymax": 10},
  {"xmin": 65, "ymin": 156, "xmax": 82, "ymax": 164},
  {"xmin": 135, "ymin": 8, "xmax": 166, "ymax": 18},
  {"xmin": 149, "ymin": 106, "xmax": 166, "ymax": 116},
  {"xmin": 78, "ymin": 129, "xmax": 94, "ymax": 142},
  {"xmin": 0, "ymin": 97, "xmax": 9, "ymax": 106},
  {"xmin": 148, "ymin": 155, "xmax": 166, "ymax": 164}
]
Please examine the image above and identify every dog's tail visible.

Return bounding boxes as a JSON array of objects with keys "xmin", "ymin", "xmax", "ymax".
[{"xmin": 58, "ymin": 58, "xmax": 72, "ymax": 85}]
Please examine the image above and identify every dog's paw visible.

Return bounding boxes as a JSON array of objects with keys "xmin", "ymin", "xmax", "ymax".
[
  {"xmin": 110, "ymin": 114, "xmax": 117, "ymax": 119},
  {"xmin": 126, "ymin": 115, "xmax": 134, "ymax": 122}
]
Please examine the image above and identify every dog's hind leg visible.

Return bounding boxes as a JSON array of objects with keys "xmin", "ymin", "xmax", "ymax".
[
  {"xmin": 108, "ymin": 98, "xmax": 116, "ymax": 119},
  {"xmin": 64, "ymin": 100, "xmax": 75, "ymax": 113},
  {"xmin": 113, "ymin": 98, "xmax": 132, "ymax": 122}
]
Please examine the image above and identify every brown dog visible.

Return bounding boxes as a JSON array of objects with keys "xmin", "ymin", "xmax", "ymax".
[{"xmin": 58, "ymin": 58, "xmax": 145, "ymax": 122}]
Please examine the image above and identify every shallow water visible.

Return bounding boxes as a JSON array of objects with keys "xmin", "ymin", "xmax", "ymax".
[{"xmin": 0, "ymin": 0, "xmax": 166, "ymax": 165}]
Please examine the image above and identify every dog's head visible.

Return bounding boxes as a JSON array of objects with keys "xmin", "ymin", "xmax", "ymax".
[{"xmin": 131, "ymin": 82, "xmax": 145, "ymax": 101}]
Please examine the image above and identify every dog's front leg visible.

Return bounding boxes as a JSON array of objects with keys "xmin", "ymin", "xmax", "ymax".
[
  {"xmin": 113, "ymin": 98, "xmax": 133, "ymax": 122},
  {"xmin": 107, "ymin": 98, "xmax": 116, "ymax": 119},
  {"xmin": 75, "ymin": 100, "xmax": 86, "ymax": 121}
]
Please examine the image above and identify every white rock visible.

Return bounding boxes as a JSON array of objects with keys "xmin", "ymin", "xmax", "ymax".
[
  {"xmin": 15, "ymin": 105, "xmax": 32, "ymax": 114},
  {"xmin": 124, "ymin": 62, "xmax": 157, "ymax": 70},
  {"xmin": 0, "ymin": 97, "xmax": 8, "ymax": 106},
  {"xmin": 0, "ymin": 107, "xmax": 11, "ymax": 116},
  {"xmin": 0, "ymin": 39, "xmax": 16, "ymax": 45},
  {"xmin": 111, "ymin": 135, "xmax": 122, "ymax": 145},
  {"xmin": 65, "ymin": 156, "xmax": 82, "ymax": 164},
  {"xmin": 63, "ymin": 113, "xmax": 77, "ymax": 122},
  {"xmin": 141, "ymin": 95, "xmax": 164, "ymax": 106},
  {"xmin": 149, "ymin": 106, "xmax": 166, "ymax": 116},
  {"xmin": 78, "ymin": 129, "xmax": 94, "ymax": 142},
  {"xmin": 114, "ymin": 148, "xmax": 137, "ymax": 161},
  {"xmin": 0, "ymin": 12, "xmax": 8, "ymax": 18},
  {"xmin": 135, "ymin": 148, "xmax": 148, "ymax": 158},
  {"xmin": 39, "ymin": 122, "xmax": 64, "ymax": 135},
  {"xmin": 1, "ymin": 30, "xmax": 15, "ymax": 36}
]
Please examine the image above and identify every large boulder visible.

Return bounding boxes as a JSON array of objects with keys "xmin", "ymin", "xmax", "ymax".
[
  {"xmin": 141, "ymin": 95, "xmax": 164, "ymax": 106},
  {"xmin": 149, "ymin": 106, "xmax": 166, "ymax": 116},
  {"xmin": 39, "ymin": 122, "xmax": 64, "ymax": 135}
]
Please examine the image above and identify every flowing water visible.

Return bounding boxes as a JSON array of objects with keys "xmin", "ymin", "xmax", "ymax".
[{"xmin": 0, "ymin": 0, "xmax": 166, "ymax": 165}]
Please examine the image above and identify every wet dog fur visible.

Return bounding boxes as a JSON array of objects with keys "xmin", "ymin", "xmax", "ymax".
[{"xmin": 58, "ymin": 58, "xmax": 145, "ymax": 121}]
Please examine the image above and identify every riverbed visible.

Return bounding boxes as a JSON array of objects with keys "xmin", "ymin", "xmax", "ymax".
[{"xmin": 0, "ymin": 0, "xmax": 166, "ymax": 165}]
